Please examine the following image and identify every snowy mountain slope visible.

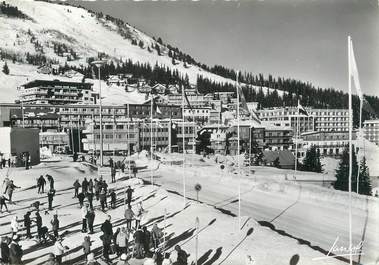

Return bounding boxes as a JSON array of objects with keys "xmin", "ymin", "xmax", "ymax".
[{"xmin": 0, "ymin": 0, "xmax": 284, "ymax": 103}]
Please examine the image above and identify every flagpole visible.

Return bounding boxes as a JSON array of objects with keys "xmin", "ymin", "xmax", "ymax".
[
  {"xmin": 150, "ymin": 93, "xmax": 154, "ymax": 186},
  {"xmin": 357, "ymin": 99, "xmax": 362, "ymax": 194},
  {"xmin": 127, "ymin": 104, "xmax": 131, "ymax": 178},
  {"xmin": 182, "ymin": 85, "xmax": 186, "ymax": 208},
  {"xmin": 78, "ymin": 117, "xmax": 81, "ymax": 153},
  {"xmin": 294, "ymin": 101, "xmax": 300, "ymax": 177},
  {"xmin": 236, "ymin": 71, "xmax": 241, "ymax": 230},
  {"xmin": 348, "ymin": 35, "xmax": 353, "ymax": 265},
  {"xmin": 113, "ymin": 109, "xmax": 115, "ymax": 157}
]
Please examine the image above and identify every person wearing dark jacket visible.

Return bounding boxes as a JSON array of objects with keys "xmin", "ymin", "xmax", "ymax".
[
  {"xmin": 47, "ymin": 189, "xmax": 55, "ymax": 210},
  {"xmin": 100, "ymin": 233, "xmax": 112, "ymax": 262},
  {"xmin": 88, "ymin": 179, "xmax": 94, "ymax": 194},
  {"xmin": 0, "ymin": 236, "xmax": 10, "ymax": 264},
  {"xmin": 101, "ymin": 215, "xmax": 113, "ymax": 237},
  {"xmin": 73, "ymin": 179, "xmax": 81, "ymax": 198},
  {"xmin": 133, "ymin": 227, "xmax": 144, "ymax": 258},
  {"xmin": 51, "ymin": 214, "xmax": 59, "ymax": 239},
  {"xmin": 174, "ymin": 245, "xmax": 188, "ymax": 265},
  {"xmin": 23, "ymin": 211, "xmax": 32, "ymax": 239},
  {"xmin": 37, "ymin": 175, "xmax": 46, "ymax": 194},
  {"xmin": 126, "ymin": 186, "xmax": 134, "ymax": 206},
  {"xmin": 94, "ymin": 179, "xmax": 100, "ymax": 201},
  {"xmin": 113, "ymin": 227, "xmax": 120, "ymax": 256},
  {"xmin": 142, "ymin": 226, "xmax": 151, "ymax": 255},
  {"xmin": 124, "ymin": 205, "xmax": 134, "ymax": 230},
  {"xmin": 99, "ymin": 190, "xmax": 107, "ymax": 211},
  {"xmin": 0, "ymin": 194, "xmax": 9, "ymax": 213},
  {"xmin": 77, "ymin": 192, "xmax": 85, "ymax": 208},
  {"xmin": 87, "ymin": 191, "xmax": 94, "ymax": 210},
  {"xmin": 86, "ymin": 209, "xmax": 95, "ymax": 234},
  {"xmin": 34, "ymin": 211, "xmax": 43, "ymax": 240},
  {"xmin": 110, "ymin": 189, "xmax": 116, "ymax": 209},
  {"xmin": 9, "ymin": 235, "xmax": 23, "ymax": 265},
  {"xmin": 46, "ymin": 175, "xmax": 54, "ymax": 190},
  {"xmin": 82, "ymin": 178, "xmax": 89, "ymax": 194}
]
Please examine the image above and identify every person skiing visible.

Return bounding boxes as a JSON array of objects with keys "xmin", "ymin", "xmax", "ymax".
[
  {"xmin": 37, "ymin": 175, "xmax": 46, "ymax": 194},
  {"xmin": 86, "ymin": 209, "xmax": 95, "ymax": 234},
  {"xmin": 47, "ymin": 189, "xmax": 55, "ymax": 210},
  {"xmin": 9, "ymin": 235, "xmax": 23, "ymax": 265},
  {"xmin": 124, "ymin": 205, "xmax": 134, "ymax": 230},
  {"xmin": 54, "ymin": 237, "xmax": 69, "ymax": 264},
  {"xmin": 23, "ymin": 211, "xmax": 32, "ymax": 239},
  {"xmin": 0, "ymin": 194, "xmax": 9, "ymax": 213},
  {"xmin": 125, "ymin": 186, "xmax": 134, "ymax": 206},
  {"xmin": 6, "ymin": 180, "xmax": 20, "ymax": 203},
  {"xmin": 51, "ymin": 214, "xmax": 60, "ymax": 240},
  {"xmin": 73, "ymin": 179, "xmax": 81, "ymax": 198}
]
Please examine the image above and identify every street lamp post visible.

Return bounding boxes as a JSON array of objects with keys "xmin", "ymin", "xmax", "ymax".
[{"xmin": 91, "ymin": 60, "xmax": 107, "ymax": 167}]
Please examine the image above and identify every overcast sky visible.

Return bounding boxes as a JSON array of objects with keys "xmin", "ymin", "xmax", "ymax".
[{"xmin": 72, "ymin": 0, "xmax": 379, "ymax": 96}]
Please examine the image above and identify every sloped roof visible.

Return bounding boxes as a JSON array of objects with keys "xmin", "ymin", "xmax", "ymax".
[{"xmin": 263, "ymin": 150, "xmax": 295, "ymax": 166}]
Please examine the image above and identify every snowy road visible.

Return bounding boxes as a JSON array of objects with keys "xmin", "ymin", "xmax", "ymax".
[{"xmin": 140, "ymin": 162, "xmax": 379, "ymax": 265}]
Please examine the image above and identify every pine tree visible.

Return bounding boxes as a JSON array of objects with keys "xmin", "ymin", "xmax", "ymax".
[
  {"xmin": 301, "ymin": 145, "xmax": 322, "ymax": 173},
  {"xmin": 334, "ymin": 147, "xmax": 359, "ymax": 192},
  {"xmin": 357, "ymin": 157, "xmax": 372, "ymax": 195},
  {"xmin": 2, "ymin": 62, "xmax": 9, "ymax": 75}
]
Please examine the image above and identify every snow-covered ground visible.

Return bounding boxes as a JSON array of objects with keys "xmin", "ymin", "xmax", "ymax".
[{"xmin": 2, "ymin": 154, "xmax": 375, "ymax": 264}]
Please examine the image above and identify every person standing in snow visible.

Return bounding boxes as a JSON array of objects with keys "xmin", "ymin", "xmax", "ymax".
[
  {"xmin": 82, "ymin": 235, "xmax": 92, "ymax": 260},
  {"xmin": 100, "ymin": 233, "xmax": 112, "ymax": 262},
  {"xmin": 116, "ymin": 226, "xmax": 129, "ymax": 256},
  {"xmin": 151, "ymin": 224, "xmax": 163, "ymax": 251},
  {"xmin": 54, "ymin": 237, "xmax": 69, "ymax": 264},
  {"xmin": 0, "ymin": 236, "xmax": 10, "ymax": 264},
  {"xmin": 142, "ymin": 226, "xmax": 151, "ymax": 256},
  {"xmin": 99, "ymin": 190, "xmax": 107, "ymax": 212},
  {"xmin": 173, "ymin": 245, "xmax": 188, "ymax": 265},
  {"xmin": 135, "ymin": 202, "xmax": 145, "ymax": 229},
  {"xmin": 0, "ymin": 194, "xmax": 9, "ymax": 213},
  {"xmin": 50, "ymin": 214, "xmax": 60, "ymax": 240},
  {"xmin": 82, "ymin": 178, "xmax": 89, "ymax": 195},
  {"xmin": 81, "ymin": 204, "xmax": 89, "ymax": 233},
  {"xmin": 34, "ymin": 211, "xmax": 43, "ymax": 241},
  {"xmin": 87, "ymin": 191, "xmax": 94, "ymax": 210},
  {"xmin": 10, "ymin": 216, "xmax": 19, "ymax": 237},
  {"xmin": 94, "ymin": 179, "xmax": 100, "ymax": 201},
  {"xmin": 133, "ymin": 226, "xmax": 144, "ymax": 259},
  {"xmin": 125, "ymin": 186, "xmax": 134, "ymax": 206},
  {"xmin": 86, "ymin": 209, "xmax": 95, "ymax": 234},
  {"xmin": 37, "ymin": 175, "xmax": 46, "ymax": 194},
  {"xmin": 77, "ymin": 191, "xmax": 85, "ymax": 208},
  {"xmin": 23, "ymin": 211, "xmax": 32, "ymax": 239},
  {"xmin": 73, "ymin": 179, "xmax": 81, "ymax": 198},
  {"xmin": 47, "ymin": 189, "xmax": 55, "ymax": 210},
  {"xmin": 46, "ymin": 175, "xmax": 54, "ymax": 190},
  {"xmin": 88, "ymin": 179, "xmax": 94, "ymax": 194},
  {"xmin": 9, "ymin": 235, "xmax": 23, "ymax": 265},
  {"xmin": 110, "ymin": 189, "xmax": 116, "ymax": 209},
  {"xmin": 124, "ymin": 205, "xmax": 134, "ymax": 230}
]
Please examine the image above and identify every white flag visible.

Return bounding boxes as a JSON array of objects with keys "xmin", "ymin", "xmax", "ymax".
[{"xmin": 350, "ymin": 39, "xmax": 363, "ymax": 101}]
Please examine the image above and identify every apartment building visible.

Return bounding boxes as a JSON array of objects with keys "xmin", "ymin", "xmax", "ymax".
[
  {"xmin": 363, "ymin": 119, "xmax": 379, "ymax": 146},
  {"xmin": 18, "ymin": 79, "xmax": 98, "ymax": 105}
]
